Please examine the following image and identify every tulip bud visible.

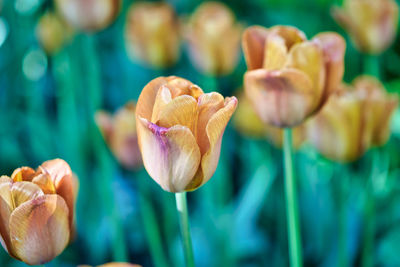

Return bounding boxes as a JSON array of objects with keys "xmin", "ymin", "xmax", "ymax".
[
  {"xmin": 55, "ymin": 0, "xmax": 121, "ymax": 32},
  {"xmin": 96, "ymin": 102, "xmax": 142, "ymax": 170},
  {"xmin": 332, "ymin": 0, "xmax": 399, "ymax": 54},
  {"xmin": 184, "ymin": 1, "xmax": 242, "ymax": 76},
  {"xmin": 125, "ymin": 2, "xmax": 180, "ymax": 68},
  {"xmin": 36, "ymin": 12, "xmax": 73, "ymax": 54},
  {"xmin": 136, "ymin": 76, "xmax": 237, "ymax": 192},
  {"xmin": 307, "ymin": 76, "xmax": 398, "ymax": 162},
  {"xmin": 234, "ymin": 92, "xmax": 305, "ymax": 148},
  {"xmin": 242, "ymin": 25, "xmax": 346, "ymax": 127},
  {"xmin": 0, "ymin": 159, "xmax": 77, "ymax": 265}
]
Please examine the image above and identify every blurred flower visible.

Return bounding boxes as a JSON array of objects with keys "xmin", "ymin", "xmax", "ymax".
[
  {"xmin": 332, "ymin": 0, "xmax": 399, "ymax": 54},
  {"xmin": 136, "ymin": 76, "xmax": 237, "ymax": 192},
  {"xmin": 96, "ymin": 101, "xmax": 142, "ymax": 170},
  {"xmin": 36, "ymin": 12, "xmax": 73, "ymax": 54},
  {"xmin": 307, "ymin": 76, "xmax": 398, "ymax": 162},
  {"xmin": 125, "ymin": 2, "xmax": 180, "ymax": 69},
  {"xmin": 242, "ymin": 25, "xmax": 346, "ymax": 127},
  {"xmin": 234, "ymin": 91, "xmax": 305, "ymax": 148},
  {"xmin": 0, "ymin": 159, "xmax": 78, "ymax": 265},
  {"xmin": 184, "ymin": 1, "xmax": 242, "ymax": 76},
  {"xmin": 79, "ymin": 263, "xmax": 142, "ymax": 267},
  {"xmin": 55, "ymin": 0, "xmax": 121, "ymax": 32}
]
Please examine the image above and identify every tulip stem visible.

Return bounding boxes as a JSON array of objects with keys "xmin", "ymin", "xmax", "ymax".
[
  {"xmin": 283, "ymin": 129, "xmax": 303, "ymax": 267},
  {"xmin": 364, "ymin": 54, "xmax": 380, "ymax": 78},
  {"xmin": 175, "ymin": 192, "xmax": 195, "ymax": 267}
]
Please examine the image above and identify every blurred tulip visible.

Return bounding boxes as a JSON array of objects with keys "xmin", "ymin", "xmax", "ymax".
[
  {"xmin": 125, "ymin": 2, "xmax": 180, "ymax": 68},
  {"xmin": 332, "ymin": 0, "xmax": 399, "ymax": 54},
  {"xmin": 307, "ymin": 76, "xmax": 398, "ymax": 162},
  {"xmin": 79, "ymin": 263, "xmax": 142, "ymax": 267},
  {"xmin": 36, "ymin": 12, "xmax": 73, "ymax": 54},
  {"xmin": 55, "ymin": 0, "xmax": 121, "ymax": 32},
  {"xmin": 136, "ymin": 76, "xmax": 237, "ymax": 192},
  {"xmin": 96, "ymin": 101, "xmax": 142, "ymax": 170},
  {"xmin": 184, "ymin": 1, "xmax": 242, "ymax": 76},
  {"xmin": 234, "ymin": 92, "xmax": 305, "ymax": 148},
  {"xmin": 0, "ymin": 159, "xmax": 77, "ymax": 265},
  {"xmin": 242, "ymin": 25, "xmax": 346, "ymax": 127}
]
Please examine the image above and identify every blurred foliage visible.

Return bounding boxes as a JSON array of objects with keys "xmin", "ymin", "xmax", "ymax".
[{"xmin": 0, "ymin": 0, "xmax": 400, "ymax": 266}]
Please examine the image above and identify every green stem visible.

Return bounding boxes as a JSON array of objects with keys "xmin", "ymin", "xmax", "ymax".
[
  {"xmin": 363, "ymin": 54, "xmax": 380, "ymax": 78},
  {"xmin": 283, "ymin": 129, "xmax": 303, "ymax": 267},
  {"xmin": 175, "ymin": 192, "xmax": 195, "ymax": 267},
  {"xmin": 137, "ymin": 173, "xmax": 170, "ymax": 267},
  {"xmin": 338, "ymin": 165, "xmax": 349, "ymax": 267}
]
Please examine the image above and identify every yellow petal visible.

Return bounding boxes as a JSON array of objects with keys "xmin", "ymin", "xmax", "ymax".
[
  {"xmin": 285, "ymin": 41, "xmax": 326, "ymax": 110},
  {"xmin": 137, "ymin": 118, "xmax": 201, "ymax": 192},
  {"xmin": 196, "ymin": 92, "xmax": 225, "ymax": 154},
  {"xmin": 11, "ymin": 167, "xmax": 36, "ymax": 182},
  {"xmin": 269, "ymin": 25, "xmax": 307, "ymax": 49},
  {"xmin": 0, "ymin": 176, "xmax": 14, "ymax": 256},
  {"xmin": 11, "ymin": 182, "xmax": 44, "ymax": 208},
  {"xmin": 189, "ymin": 97, "xmax": 237, "ymax": 190},
  {"xmin": 242, "ymin": 25, "xmax": 269, "ymax": 70},
  {"xmin": 263, "ymin": 33, "xmax": 288, "ymax": 70},
  {"xmin": 9, "ymin": 194, "xmax": 70, "ymax": 265},
  {"xmin": 166, "ymin": 77, "xmax": 204, "ymax": 99},
  {"xmin": 136, "ymin": 76, "xmax": 169, "ymax": 120},
  {"xmin": 151, "ymin": 86, "xmax": 172, "ymax": 123},
  {"xmin": 32, "ymin": 174, "xmax": 57, "ymax": 194},
  {"xmin": 244, "ymin": 68, "xmax": 314, "ymax": 127}
]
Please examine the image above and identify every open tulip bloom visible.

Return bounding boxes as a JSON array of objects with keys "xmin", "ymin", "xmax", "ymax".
[
  {"xmin": 0, "ymin": 159, "xmax": 77, "ymax": 265},
  {"xmin": 136, "ymin": 76, "xmax": 237, "ymax": 266}
]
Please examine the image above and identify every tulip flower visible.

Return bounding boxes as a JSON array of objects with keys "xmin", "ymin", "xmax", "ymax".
[
  {"xmin": 136, "ymin": 76, "xmax": 237, "ymax": 193},
  {"xmin": 0, "ymin": 159, "xmax": 77, "ymax": 265},
  {"xmin": 125, "ymin": 2, "xmax": 180, "ymax": 69},
  {"xmin": 36, "ymin": 12, "xmax": 73, "ymax": 54},
  {"xmin": 307, "ymin": 76, "xmax": 398, "ymax": 162},
  {"xmin": 184, "ymin": 1, "xmax": 242, "ymax": 76},
  {"xmin": 55, "ymin": 0, "xmax": 121, "ymax": 32},
  {"xmin": 242, "ymin": 25, "xmax": 346, "ymax": 127},
  {"xmin": 79, "ymin": 263, "xmax": 142, "ymax": 267},
  {"xmin": 234, "ymin": 92, "xmax": 305, "ymax": 148},
  {"xmin": 332, "ymin": 0, "xmax": 399, "ymax": 54},
  {"xmin": 96, "ymin": 102, "xmax": 142, "ymax": 170}
]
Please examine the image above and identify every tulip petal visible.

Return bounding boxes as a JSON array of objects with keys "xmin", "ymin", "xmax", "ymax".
[
  {"xmin": 136, "ymin": 76, "xmax": 169, "ymax": 120},
  {"xmin": 269, "ymin": 25, "xmax": 307, "ymax": 49},
  {"xmin": 11, "ymin": 182, "xmax": 44, "ymax": 208},
  {"xmin": 166, "ymin": 77, "xmax": 203, "ymax": 99},
  {"xmin": 244, "ymin": 68, "xmax": 314, "ymax": 127},
  {"xmin": 11, "ymin": 167, "xmax": 36, "ymax": 182},
  {"xmin": 196, "ymin": 92, "xmax": 225, "ymax": 154},
  {"xmin": 286, "ymin": 41, "xmax": 326, "ymax": 109},
  {"xmin": 98, "ymin": 263, "xmax": 142, "ymax": 267},
  {"xmin": 242, "ymin": 26, "xmax": 269, "ymax": 70},
  {"xmin": 263, "ymin": 33, "xmax": 288, "ymax": 70},
  {"xmin": 151, "ymin": 86, "xmax": 173, "ymax": 123},
  {"xmin": 9, "ymin": 194, "xmax": 70, "ymax": 265},
  {"xmin": 32, "ymin": 174, "xmax": 56, "ymax": 194},
  {"xmin": 95, "ymin": 111, "xmax": 114, "ymax": 143},
  {"xmin": 189, "ymin": 97, "xmax": 237, "ymax": 189},
  {"xmin": 0, "ymin": 176, "xmax": 13, "ymax": 256},
  {"xmin": 137, "ymin": 118, "xmax": 201, "ymax": 192}
]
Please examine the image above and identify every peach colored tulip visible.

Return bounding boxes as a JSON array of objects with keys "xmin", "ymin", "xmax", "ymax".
[
  {"xmin": 136, "ymin": 76, "xmax": 237, "ymax": 192},
  {"xmin": 96, "ymin": 102, "xmax": 142, "ymax": 170},
  {"xmin": 234, "ymin": 92, "xmax": 305, "ymax": 148},
  {"xmin": 332, "ymin": 0, "xmax": 399, "ymax": 54},
  {"xmin": 242, "ymin": 25, "xmax": 346, "ymax": 127},
  {"xmin": 307, "ymin": 76, "xmax": 398, "ymax": 162},
  {"xmin": 55, "ymin": 0, "xmax": 121, "ymax": 32},
  {"xmin": 0, "ymin": 159, "xmax": 77, "ymax": 265},
  {"xmin": 125, "ymin": 2, "xmax": 180, "ymax": 68},
  {"xmin": 184, "ymin": 1, "xmax": 242, "ymax": 75}
]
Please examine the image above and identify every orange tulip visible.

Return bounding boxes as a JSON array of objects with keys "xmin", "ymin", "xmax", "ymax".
[
  {"xmin": 307, "ymin": 76, "xmax": 398, "ymax": 162},
  {"xmin": 242, "ymin": 25, "xmax": 346, "ymax": 127},
  {"xmin": 234, "ymin": 92, "xmax": 305, "ymax": 148},
  {"xmin": 136, "ymin": 76, "xmax": 237, "ymax": 192},
  {"xmin": 125, "ymin": 2, "xmax": 180, "ymax": 68},
  {"xmin": 332, "ymin": 0, "xmax": 399, "ymax": 54},
  {"xmin": 55, "ymin": 0, "xmax": 121, "ymax": 32},
  {"xmin": 0, "ymin": 159, "xmax": 77, "ymax": 265},
  {"xmin": 96, "ymin": 102, "xmax": 142, "ymax": 170},
  {"xmin": 184, "ymin": 1, "xmax": 242, "ymax": 75}
]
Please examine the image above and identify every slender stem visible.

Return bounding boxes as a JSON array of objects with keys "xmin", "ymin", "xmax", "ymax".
[
  {"xmin": 363, "ymin": 54, "xmax": 380, "ymax": 77},
  {"xmin": 337, "ymin": 165, "xmax": 349, "ymax": 267},
  {"xmin": 137, "ymin": 173, "xmax": 169, "ymax": 267},
  {"xmin": 175, "ymin": 192, "xmax": 195, "ymax": 267},
  {"xmin": 283, "ymin": 129, "xmax": 303, "ymax": 267}
]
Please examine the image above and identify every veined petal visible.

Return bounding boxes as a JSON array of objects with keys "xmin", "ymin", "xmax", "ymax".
[
  {"xmin": 269, "ymin": 25, "xmax": 307, "ymax": 49},
  {"xmin": 39, "ymin": 159, "xmax": 72, "ymax": 186},
  {"xmin": 137, "ymin": 118, "xmax": 201, "ymax": 192},
  {"xmin": 189, "ymin": 97, "xmax": 237, "ymax": 190},
  {"xmin": 32, "ymin": 174, "xmax": 56, "ymax": 194},
  {"xmin": 286, "ymin": 41, "xmax": 326, "ymax": 109},
  {"xmin": 244, "ymin": 68, "xmax": 314, "ymax": 127},
  {"xmin": 11, "ymin": 182, "xmax": 44, "ymax": 208},
  {"xmin": 9, "ymin": 194, "xmax": 70, "ymax": 265},
  {"xmin": 151, "ymin": 86, "xmax": 172, "ymax": 123},
  {"xmin": 242, "ymin": 26, "xmax": 269, "ymax": 70},
  {"xmin": 196, "ymin": 92, "xmax": 225, "ymax": 154},
  {"xmin": 263, "ymin": 33, "xmax": 288, "ymax": 70},
  {"xmin": 0, "ymin": 176, "xmax": 13, "ymax": 256},
  {"xmin": 136, "ymin": 77, "xmax": 169, "ymax": 120},
  {"xmin": 11, "ymin": 167, "xmax": 36, "ymax": 182},
  {"xmin": 166, "ymin": 77, "xmax": 203, "ymax": 99}
]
